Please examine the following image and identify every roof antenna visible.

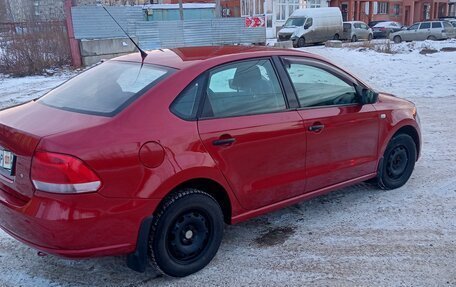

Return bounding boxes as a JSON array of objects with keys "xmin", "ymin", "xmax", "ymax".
[{"xmin": 102, "ymin": 6, "xmax": 148, "ymax": 66}]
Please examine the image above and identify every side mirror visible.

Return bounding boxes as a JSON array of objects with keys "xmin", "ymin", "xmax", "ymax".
[
  {"xmin": 361, "ymin": 89, "xmax": 379, "ymax": 104},
  {"xmin": 304, "ymin": 24, "xmax": 310, "ymax": 29},
  {"xmin": 229, "ymin": 79, "xmax": 237, "ymax": 90},
  {"xmin": 356, "ymin": 85, "xmax": 378, "ymax": 104},
  {"xmin": 401, "ymin": 26, "xmax": 407, "ymax": 30}
]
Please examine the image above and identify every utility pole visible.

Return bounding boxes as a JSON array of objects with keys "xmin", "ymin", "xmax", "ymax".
[
  {"xmin": 178, "ymin": 0, "xmax": 183, "ymax": 20},
  {"xmin": 215, "ymin": 0, "xmax": 221, "ymax": 17}
]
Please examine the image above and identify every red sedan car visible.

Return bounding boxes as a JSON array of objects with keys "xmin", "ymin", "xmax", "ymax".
[{"xmin": 0, "ymin": 46, "xmax": 420, "ymax": 277}]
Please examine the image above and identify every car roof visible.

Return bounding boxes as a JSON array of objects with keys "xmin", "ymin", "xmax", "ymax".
[
  {"xmin": 374, "ymin": 21, "xmax": 399, "ymax": 27},
  {"xmin": 113, "ymin": 45, "xmax": 323, "ymax": 70},
  {"xmin": 344, "ymin": 21, "xmax": 366, "ymax": 24}
]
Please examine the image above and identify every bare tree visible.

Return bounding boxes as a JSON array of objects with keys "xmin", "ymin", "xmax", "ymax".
[{"xmin": 178, "ymin": 0, "xmax": 183, "ymax": 20}]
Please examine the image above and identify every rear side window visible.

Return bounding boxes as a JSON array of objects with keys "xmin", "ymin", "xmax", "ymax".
[
  {"xmin": 40, "ymin": 62, "xmax": 174, "ymax": 116},
  {"xmin": 443, "ymin": 22, "xmax": 452, "ymax": 29},
  {"xmin": 354, "ymin": 23, "xmax": 361, "ymax": 28},
  {"xmin": 432, "ymin": 22, "xmax": 442, "ymax": 28},
  {"xmin": 420, "ymin": 22, "xmax": 431, "ymax": 29},
  {"xmin": 201, "ymin": 59, "xmax": 286, "ymax": 118},
  {"xmin": 170, "ymin": 77, "xmax": 204, "ymax": 120},
  {"xmin": 343, "ymin": 23, "xmax": 351, "ymax": 30}
]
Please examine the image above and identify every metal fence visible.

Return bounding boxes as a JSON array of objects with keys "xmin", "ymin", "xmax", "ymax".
[{"xmin": 71, "ymin": 6, "xmax": 266, "ymax": 50}]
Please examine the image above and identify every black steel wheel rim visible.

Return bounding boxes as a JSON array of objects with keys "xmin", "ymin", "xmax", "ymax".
[
  {"xmin": 386, "ymin": 145, "xmax": 409, "ymax": 179},
  {"xmin": 167, "ymin": 210, "xmax": 211, "ymax": 263}
]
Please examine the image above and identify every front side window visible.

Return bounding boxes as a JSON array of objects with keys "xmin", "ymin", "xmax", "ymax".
[
  {"xmin": 283, "ymin": 59, "xmax": 357, "ymax": 108},
  {"xmin": 304, "ymin": 18, "xmax": 313, "ymax": 29},
  {"xmin": 40, "ymin": 61, "xmax": 174, "ymax": 116},
  {"xmin": 408, "ymin": 23, "xmax": 419, "ymax": 30},
  {"xmin": 201, "ymin": 59, "xmax": 286, "ymax": 118}
]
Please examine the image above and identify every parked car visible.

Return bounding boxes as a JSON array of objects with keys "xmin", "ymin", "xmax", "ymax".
[
  {"xmin": 390, "ymin": 21, "xmax": 456, "ymax": 43},
  {"xmin": 342, "ymin": 21, "xmax": 373, "ymax": 41},
  {"xmin": 0, "ymin": 46, "xmax": 421, "ymax": 278},
  {"xmin": 277, "ymin": 7, "xmax": 343, "ymax": 47},
  {"xmin": 368, "ymin": 20, "xmax": 387, "ymax": 28},
  {"xmin": 372, "ymin": 21, "xmax": 403, "ymax": 38}
]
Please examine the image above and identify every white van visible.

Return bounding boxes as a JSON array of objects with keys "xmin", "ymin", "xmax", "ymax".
[{"xmin": 277, "ymin": 8, "xmax": 343, "ymax": 47}]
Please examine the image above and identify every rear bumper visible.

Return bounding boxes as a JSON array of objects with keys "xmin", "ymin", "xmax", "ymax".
[{"xmin": 0, "ymin": 188, "xmax": 160, "ymax": 258}]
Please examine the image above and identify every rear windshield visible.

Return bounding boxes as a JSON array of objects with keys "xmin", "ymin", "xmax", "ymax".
[{"xmin": 39, "ymin": 61, "xmax": 175, "ymax": 116}]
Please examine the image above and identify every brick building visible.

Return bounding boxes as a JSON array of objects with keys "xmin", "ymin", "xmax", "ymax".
[{"xmin": 330, "ymin": 0, "xmax": 450, "ymax": 25}]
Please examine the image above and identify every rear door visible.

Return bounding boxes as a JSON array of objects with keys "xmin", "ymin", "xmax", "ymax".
[
  {"xmin": 197, "ymin": 58, "xmax": 307, "ymax": 210},
  {"xmin": 280, "ymin": 57, "xmax": 379, "ymax": 192},
  {"xmin": 417, "ymin": 22, "xmax": 431, "ymax": 40}
]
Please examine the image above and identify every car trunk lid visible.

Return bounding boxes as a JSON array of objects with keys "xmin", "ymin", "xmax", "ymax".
[{"xmin": 0, "ymin": 101, "xmax": 110, "ymax": 200}]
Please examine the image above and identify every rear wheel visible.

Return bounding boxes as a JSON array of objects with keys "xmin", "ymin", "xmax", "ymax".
[
  {"xmin": 393, "ymin": 35, "xmax": 402, "ymax": 43},
  {"xmin": 351, "ymin": 35, "xmax": 358, "ymax": 42},
  {"xmin": 377, "ymin": 134, "xmax": 416, "ymax": 190},
  {"xmin": 297, "ymin": 37, "xmax": 306, "ymax": 47},
  {"xmin": 149, "ymin": 189, "xmax": 224, "ymax": 277},
  {"xmin": 427, "ymin": 35, "xmax": 437, "ymax": 41},
  {"xmin": 333, "ymin": 34, "xmax": 340, "ymax": 40}
]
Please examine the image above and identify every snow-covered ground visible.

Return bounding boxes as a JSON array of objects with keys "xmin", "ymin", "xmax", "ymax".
[{"xmin": 0, "ymin": 40, "xmax": 455, "ymax": 287}]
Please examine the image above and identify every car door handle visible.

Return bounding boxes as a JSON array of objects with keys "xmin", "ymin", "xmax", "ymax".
[
  {"xmin": 212, "ymin": 138, "xmax": 236, "ymax": 146},
  {"xmin": 308, "ymin": 124, "xmax": 325, "ymax": 132}
]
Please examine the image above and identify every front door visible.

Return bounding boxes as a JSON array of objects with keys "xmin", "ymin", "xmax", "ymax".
[
  {"xmin": 198, "ymin": 58, "xmax": 307, "ymax": 210},
  {"xmin": 281, "ymin": 57, "xmax": 379, "ymax": 192}
]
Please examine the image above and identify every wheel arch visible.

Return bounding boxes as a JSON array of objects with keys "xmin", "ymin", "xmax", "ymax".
[
  {"xmin": 166, "ymin": 178, "xmax": 233, "ymax": 224},
  {"xmin": 380, "ymin": 122, "xmax": 421, "ymax": 162}
]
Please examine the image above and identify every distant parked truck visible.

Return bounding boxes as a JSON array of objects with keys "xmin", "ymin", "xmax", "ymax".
[{"xmin": 277, "ymin": 7, "xmax": 343, "ymax": 47}]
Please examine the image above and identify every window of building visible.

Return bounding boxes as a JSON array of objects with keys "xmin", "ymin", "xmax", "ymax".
[
  {"xmin": 378, "ymin": 2, "xmax": 389, "ymax": 14},
  {"xmin": 307, "ymin": 0, "xmax": 321, "ymax": 8},
  {"xmin": 275, "ymin": 0, "xmax": 301, "ymax": 21},
  {"xmin": 393, "ymin": 4, "xmax": 400, "ymax": 16},
  {"xmin": 241, "ymin": 0, "xmax": 264, "ymax": 16}
]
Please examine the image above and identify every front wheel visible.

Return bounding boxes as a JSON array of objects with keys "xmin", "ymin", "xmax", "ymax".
[
  {"xmin": 377, "ymin": 134, "xmax": 416, "ymax": 190},
  {"xmin": 149, "ymin": 189, "xmax": 224, "ymax": 277},
  {"xmin": 297, "ymin": 37, "xmax": 306, "ymax": 47},
  {"xmin": 393, "ymin": 35, "xmax": 402, "ymax": 43},
  {"xmin": 351, "ymin": 35, "xmax": 358, "ymax": 42},
  {"xmin": 368, "ymin": 33, "xmax": 373, "ymax": 41}
]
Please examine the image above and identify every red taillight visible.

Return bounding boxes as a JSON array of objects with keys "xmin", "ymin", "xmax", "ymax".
[
  {"xmin": 31, "ymin": 151, "xmax": 101, "ymax": 194},
  {"xmin": 379, "ymin": 27, "xmax": 386, "ymax": 31}
]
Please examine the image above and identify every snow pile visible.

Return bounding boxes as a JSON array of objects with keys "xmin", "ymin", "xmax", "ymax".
[
  {"xmin": 342, "ymin": 38, "xmax": 456, "ymax": 54},
  {"xmin": 0, "ymin": 70, "xmax": 76, "ymax": 110},
  {"xmin": 300, "ymin": 39, "xmax": 456, "ymax": 99}
]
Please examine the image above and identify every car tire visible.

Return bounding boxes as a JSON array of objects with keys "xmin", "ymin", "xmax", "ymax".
[
  {"xmin": 351, "ymin": 35, "xmax": 357, "ymax": 42},
  {"xmin": 427, "ymin": 35, "xmax": 437, "ymax": 41},
  {"xmin": 377, "ymin": 134, "xmax": 416, "ymax": 190},
  {"xmin": 149, "ymin": 189, "xmax": 224, "ymax": 277},
  {"xmin": 297, "ymin": 37, "xmax": 306, "ymax": 47},
  {"xmin": 393, "ymin": 35, "xmax": 402, "ymax": 43},
  {"xmin": 333, "ymin": 34, "xmax": 340, "ymax": 40},
  {"xmin": 368, "ymin": 34, "xmax": 373, "ymax": 41}
]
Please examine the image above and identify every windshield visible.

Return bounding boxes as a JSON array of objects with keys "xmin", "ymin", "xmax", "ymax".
[
  {"xmin": 284, "ymin": 17, "xmax": 306, "ymax": 28},
  {"xmin": 39, "ymin": 61, "xmax": 174, "ymax": 116}
]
